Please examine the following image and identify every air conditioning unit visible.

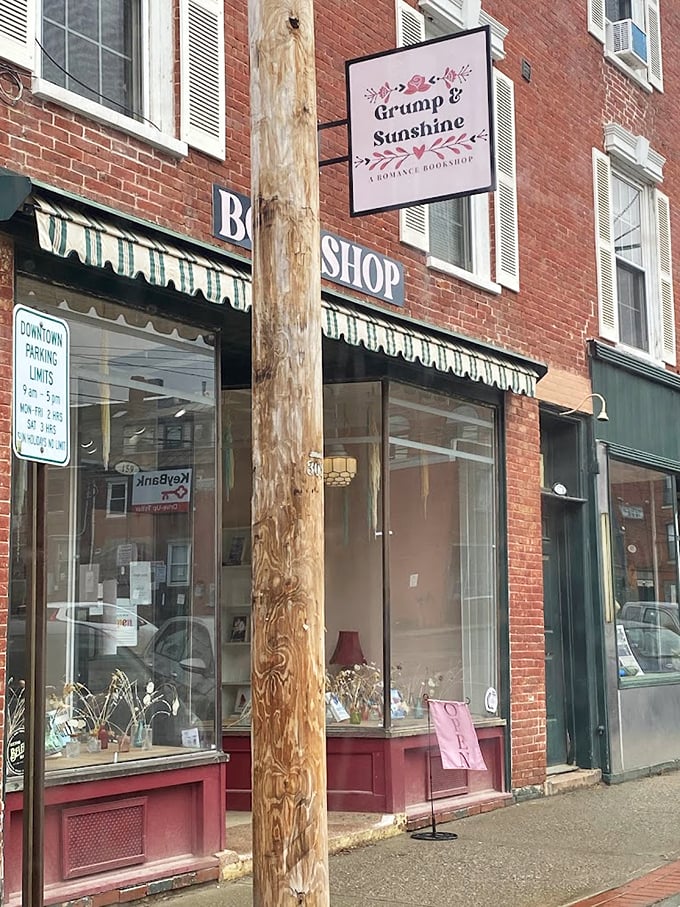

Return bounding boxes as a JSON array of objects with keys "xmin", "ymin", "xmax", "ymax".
[{"xmin": 606, "ymin": 18, "xmax": 648, "ymax": 69}]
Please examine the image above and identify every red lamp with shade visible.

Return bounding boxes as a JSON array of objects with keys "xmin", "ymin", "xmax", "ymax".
[{"xmin": 329, "ymin": 630, "xmax": 366, "ymax": 667}]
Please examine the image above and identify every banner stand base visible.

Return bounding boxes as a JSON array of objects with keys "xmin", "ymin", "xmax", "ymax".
[
  {"xmin": 410, "ymin": 698, "xmax": 458, "ymax": 844},
  {"xmin": 410, "ymin": 829, "xmax": 458, "ymax": 841}
]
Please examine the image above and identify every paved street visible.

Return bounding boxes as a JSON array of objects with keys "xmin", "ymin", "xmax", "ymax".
[{"xmin": 133, "ymin": 771, "xmax": 680, "ymax": 907}]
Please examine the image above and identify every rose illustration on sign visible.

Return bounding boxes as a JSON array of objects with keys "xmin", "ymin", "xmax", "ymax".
[
  {"xmin": 364, "ymin": 64, "xmax": 470, "ymax": 105},
  {"xmin": 404, "ymin": 74, "xmax": 430, "ymax": 94}
]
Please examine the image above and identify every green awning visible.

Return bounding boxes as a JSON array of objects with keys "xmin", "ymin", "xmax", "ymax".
[
  {"xmin": 34, "ymin": 196, "xmax": 251, "ymax": 311},
  {"xmin": 322, "ymin": 300, "xmax": 539, "ymax": 397},
  {"xmin": 34, "ymin": 194, "xmax": 541, "ymax": 397}
]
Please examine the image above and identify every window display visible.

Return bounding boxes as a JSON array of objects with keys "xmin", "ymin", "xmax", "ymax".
[
  {"xmin": 217, "ymin": 381, "xmax": 500, "ymax": 731},
  {"xmin": 5, "ymin": 277, "xmax": 218, "ymax": 780},
  {"xmin": 388, "ymin": 384, "xmax": 498, "ymax": 724},
  {"xmin": 610, "ymin": 459, "xmax": 680, "ymax": 682}
]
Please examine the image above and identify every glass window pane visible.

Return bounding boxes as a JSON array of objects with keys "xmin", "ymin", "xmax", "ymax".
[
  {"xmin": 611, "ymin": 460, "xmax": 680, "ymax": 682},
  {"xmin": 220, "ymin": 390, "xmax": 253, "ymax": 724},
  {"xmin": 101, "ymin": 49, "xmax": 133, "ymax": 116},
  {"xmin": 388, "ymin": 385, "xmax": 497, "ymax": 724},
  {"xmin": 102, "ymin": 0, "xmax": 133, "ymax": 54},
  {"xmin": 44, "ymin": 0, "xmax": 66, "ymax": 24},
  {"xmin": 613, "ymin": 175, "xmax": 643, "ymax": 267},
  {"xmin": 41, "ymin": 22, "xmax": 67, "ymax": 89},
  {"xmin": 68, "ymin": 0, "xmax": 99, "ymax": 41},
  {"xmin": 617, "ymin": 261, "xmax": 648, "ymax": 351},
  {"xmin": 42, "ymin": 0, "xmax": 140, "ymax": 115},
  {"xmin": 324, "ymin": 383, "xmax": 383, "ymax": 727},
  {"xmin": 429, "ymin": 197, "xmax": 472, "ymax": 271},
  {"xmin": 5, "ymin": 277, "xmax": 218, "ymax": 776},
  {"xmin": 66, "ymin": 33, "xmax": 101, "ymax": 104}
]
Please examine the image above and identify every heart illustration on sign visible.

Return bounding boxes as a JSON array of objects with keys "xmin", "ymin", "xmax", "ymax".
[{"xmin": 412, "ymin": 145, "xmax": 426, "ymax": 159}]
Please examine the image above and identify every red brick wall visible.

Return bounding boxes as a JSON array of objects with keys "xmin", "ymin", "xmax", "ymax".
[{"xmin": 505, "ymin": 392, "xmax": 545, "ymax": 789}]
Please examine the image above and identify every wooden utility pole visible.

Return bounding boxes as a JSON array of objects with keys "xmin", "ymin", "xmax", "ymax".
[{"xmin": 248, "ymin": 2, "xmax": 329, "ymax": 906}]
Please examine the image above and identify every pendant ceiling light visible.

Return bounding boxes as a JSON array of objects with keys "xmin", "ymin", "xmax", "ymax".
[{"xmin": 323, "ymin": 446, "xmax": 357, "ymax": 487}]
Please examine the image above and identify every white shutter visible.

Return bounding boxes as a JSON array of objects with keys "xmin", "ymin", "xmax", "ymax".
[
  {"xmin": 0, "ymin": 0, "xmax": 35, "ymax": 71},
  {"xmin": 494, "ymin": 70, "xmax": 519, "ymax": 292},
  {"xmin": 180, "ymin": 0, "xmax": 226, "ymax": 160},
  {"xmin": 655, "ymin": 189, "xmax": 675, "ymax": 365},
  {"xmin": 646, "ymin": 0, "xmax": 663, "ymax": 91},
  {"xmin": 397, "ymin": 0, "xmax": 429, "ymax": 251},
  {"xmin": 588, "ymin": 0, "xmax": 606, "ymax": 43},
  {"xmin": 587, "ymin": 0, "xmax": 606, "ymax": 43},
  {"xmin": 592, "ymin": 149, "xmax": 619, "ymax": 342}
]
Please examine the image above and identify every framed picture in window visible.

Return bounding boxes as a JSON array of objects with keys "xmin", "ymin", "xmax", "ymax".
[
  {"xmin": 223, "ymin": 529, "xmax": 250, "ymax": 566},
  {"xmin": 234, "ymin": 686, "xmax": 251, "ymax": 715},
  {"xmin": 229, "ymin": 614, "xmax": 249, "ymax": 643}
]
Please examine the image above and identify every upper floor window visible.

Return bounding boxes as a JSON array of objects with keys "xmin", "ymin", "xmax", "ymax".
[
  {"xmin": 588, "ymin": 0, "xmax": 663, "ymax": 91},
  {"xmin": 0, "ymin": 0, "xmax": 226, "ymax": 159},
  {"xmin": 396, "ymin": 1, "xmax": 518, "ymax": 294},
  {"xmin": 593, "ymin": 124, "xmax": 675, "ymax": 364},
  {"xmin": 613, "ymin": 173, "xmax": 649, "ymax": 351},
  {"xmin": 41, "ymin": 0, "xmax": 141, "ymax": 119}
]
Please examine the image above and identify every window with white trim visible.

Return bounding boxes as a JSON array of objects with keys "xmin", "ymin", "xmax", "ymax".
[
  {"xmin": 167, "ymin": 541, "xmax": 191, "ymax": 586},
  {"xmin": 0, "ymin": 0, "xmax": 225, "ymax": 159},
  {"xmin": 592, "ymin": 125, "xmax": 675, "ymax": 364},
  {"xmin": 588, "ymin": 0, "xmax": 663, "ymax": 91},
  {"xmin": 397, "ymin": 0, "xmax": 519, "ymax": 293},
  {"xmin": 106, "ymin": 479, "xmax": 128, "ymax": 516}
]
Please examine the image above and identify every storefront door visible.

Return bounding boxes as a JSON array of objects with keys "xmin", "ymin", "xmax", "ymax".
[{"xmin": 542, "ymin": 499, "xmax": 573, "ymax": 767}]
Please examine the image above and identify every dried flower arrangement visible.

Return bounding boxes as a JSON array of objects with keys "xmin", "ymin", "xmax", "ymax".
[
  {"xmin": 44, "ymin": 669, "xmax": 180, "ymax": 754},
  {"xmin": 326, "ymin": 662, "xmax": 382, "ymax": 721}
]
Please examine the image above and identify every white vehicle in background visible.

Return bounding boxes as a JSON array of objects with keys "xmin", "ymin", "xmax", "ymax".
[{"xmin": 47, "ymin": 601, "xmax": 158, "ymax": 655}]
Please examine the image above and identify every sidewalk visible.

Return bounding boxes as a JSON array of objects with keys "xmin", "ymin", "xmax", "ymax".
[{"xmin": 133, "ymin": 771, "xmax": 680, "ymax": 907}]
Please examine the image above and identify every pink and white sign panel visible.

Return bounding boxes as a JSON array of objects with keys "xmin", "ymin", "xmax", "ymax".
[{"xmin": 346, "ymin": 27, "xmax": 494, "ymax": 217}]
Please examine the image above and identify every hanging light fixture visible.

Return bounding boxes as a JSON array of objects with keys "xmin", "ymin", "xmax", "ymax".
[
  {"xmin": 323, "ymin": 446, "xmax": 358, "ymax": 487},
  {"xmin": 323, "ymin": 386, "xmax": 357, "ymax": 486}
]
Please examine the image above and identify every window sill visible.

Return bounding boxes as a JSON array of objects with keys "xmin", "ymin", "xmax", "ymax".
[
  {"xmin": 613, "ymin": 340, "xmax": 666, "ymax": 368},
  {"xmin": 426, "ymin": 255, "xmax": 502, "ymax": 295},
  {"xmin": 5, "ymin": 746, "xmax": 227, "ymax": 792},
  {"xmin": 619, "ymin": 672, "xmax": 680, "ymax": 689},
  {"xmin": 603, "ymin": 52, "xmax": 654, "ymax": 94},
  {"xmin": 32, "ymin": 78, "xmax": 188, "ymax": 158}
]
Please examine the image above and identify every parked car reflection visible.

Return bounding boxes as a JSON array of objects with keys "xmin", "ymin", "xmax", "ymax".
[
  {"xmin": 619, "ymin": 618, "xmax": 680, "ymax": 674},
  {"xmin": 142, "ymin": 616, "xmax": 216, "ymax": 727}
]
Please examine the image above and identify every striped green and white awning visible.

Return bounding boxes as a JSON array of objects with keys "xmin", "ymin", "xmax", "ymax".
[
  {"xmin": 34, "ymin": 196, "xmax": 251, "ymax": 311},
  {"xmin": 34, "ymin": 195, "xmax": 540, "ymax": 397},
  {"xmin": 322, "ymin": 301, "xmax": 539, "ymax": 397}
]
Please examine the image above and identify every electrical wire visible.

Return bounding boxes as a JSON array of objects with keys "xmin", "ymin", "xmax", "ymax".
[
  {"xmin": 35, "ymin": 37, "xmax": 161, "ymax": 132},
  {"xmin": 0, "ymin": 66, "xmax": 23, "ymax": 104}
]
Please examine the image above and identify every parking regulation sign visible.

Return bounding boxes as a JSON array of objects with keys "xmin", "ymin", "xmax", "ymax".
[{"xmin": 13, "ymin": 304, "xmax": 70, "ymax": 465}]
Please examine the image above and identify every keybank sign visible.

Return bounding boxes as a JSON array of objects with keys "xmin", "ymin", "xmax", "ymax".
[{"xmin": 212, "ymin": 185, "xmax": 404, "ymax": 306}]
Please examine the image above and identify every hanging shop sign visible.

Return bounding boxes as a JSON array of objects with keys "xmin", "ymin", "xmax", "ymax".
[
  {"xmin": 12, "ymin": 304, "xmax": 70, "ymax": 465},
  {"xmin": 212, "ymin": 184, "xmax": 404, "ymax": 306},
  {"xmin": 130, "ymin": 467, "xmax": 193, "ymax": 514},
  {"xmin": 345, "ymin": 26, "xmax": 494, "ymax": 216}
]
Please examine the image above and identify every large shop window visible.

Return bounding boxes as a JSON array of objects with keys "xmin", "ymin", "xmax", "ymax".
[
  {"xmin": 609, "ymin": 459, "xmax": 680, "ymax": 684},
  {"xmin": 5, "ymin": 277, "xmax": 218, "ymax": 782},
  {"xmin": 220, "ymin": 381, "xmax": 500, "ymax": 731},
  {"xmin": 388, "ymin": 384, "xmax": 498, "ymax": 723}
]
